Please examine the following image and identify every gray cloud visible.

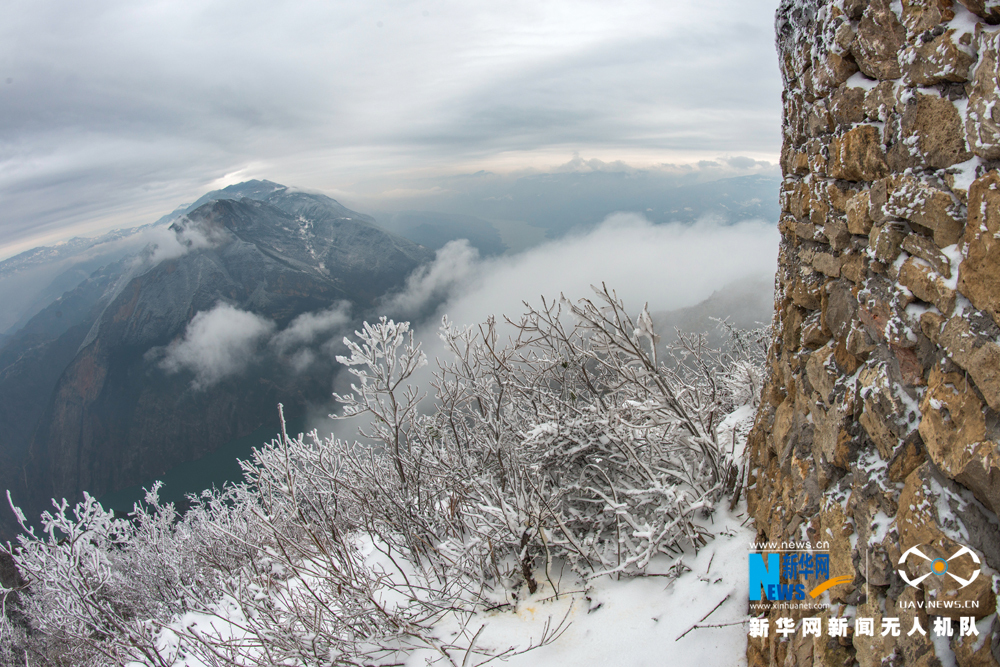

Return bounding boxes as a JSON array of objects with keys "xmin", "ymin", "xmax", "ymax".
[
  {"xmin": 0, "ymin": 0, "xmax": 782, "ymax": 259},
  {"xmin": 394, "ymin": 213, "xmax": 780, "ymax": 329},
  {"xmin": 141, "ymin": 218, "xmax": 228, "ymax": 267},
  {"xmin": 724, "ymin": 156, "xmax": 772, "ymax": 169},
  {"xmin": 271, "ymin": 303, "xmax": 353, "ymax": 355},
  {"xmin": 378, "ymin": 240, "xmax": 481, "ymax": 320},
  {"xmin": 313, "ymin": 210, "xmax": 780, "ymax": 435},
  {"xmin": 160, "ymin": 303, "xmax": 276, "ymax": 390},
  {"xmin": 157, "ymin": 300, "xmax": 354, "ymax": 389}
]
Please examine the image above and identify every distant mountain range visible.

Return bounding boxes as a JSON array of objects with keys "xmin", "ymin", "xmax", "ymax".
[
  {"xmin": 0, "ymin": 181, "xmax": 432, "ymax": 540},
  {"xmin": 0, "ymin": 174, "xmax": 779, "ymax": 540},
  {"xmin": 364, "ymin": 172, "xmax": 781, "ymax": 241},
  {"xmin": 375, "ymin": 210, "xmax": 508, "ymax": 256}
]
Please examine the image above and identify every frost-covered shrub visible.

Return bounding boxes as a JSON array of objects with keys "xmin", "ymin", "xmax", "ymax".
[
  {"xmin": 317, "ymin": 286, "xmax": 766, "ymax": 588},
  {"xmin": 1, "ymin": 286, "xmax": 766, "ymax": 666},
  {"xmin": 1, "ymin": 485, "xmax": 234, "ymax": 665}
]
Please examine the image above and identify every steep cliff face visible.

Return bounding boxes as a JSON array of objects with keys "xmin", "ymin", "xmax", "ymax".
[
  {"xmin": 0, "ymin": 189, "xmax": 434, "ymax": 541},
  {"xmin": 749, "ymin": 1, "xmax": 1000, "ymax": 665}
]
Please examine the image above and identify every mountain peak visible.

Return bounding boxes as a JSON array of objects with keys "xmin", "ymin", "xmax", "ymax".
[{"xmin": 216, "ymin": 179, "xmax": 286, "ymax": 196}]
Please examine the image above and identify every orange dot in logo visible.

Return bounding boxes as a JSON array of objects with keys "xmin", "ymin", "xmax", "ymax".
[{"xmin": 931, "ymin": 558, "xmax": 948, "ymax": 575}]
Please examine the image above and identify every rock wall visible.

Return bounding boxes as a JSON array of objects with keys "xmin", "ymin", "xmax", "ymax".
[{"xmin": 748, "ymin": 1, "xmax": 1000, "ymax": 665}]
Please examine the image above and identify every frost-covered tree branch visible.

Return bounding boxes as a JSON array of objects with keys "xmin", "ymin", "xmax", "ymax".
[{"xmin": 1, "ymin": 286, "xmax": 766, "ymax": 666}]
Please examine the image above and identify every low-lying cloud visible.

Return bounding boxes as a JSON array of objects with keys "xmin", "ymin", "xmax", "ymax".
[
  {"xmin": 160, "ymin": 303, "xmax": 276, "ymax": 390},
  {"xmin": 159, "ymin": 214, "xmax": 779, "ymax": 411},
  {"xmin": 271, "ymin": 303, "xmax": 352, "ymax": 354},
  {"xmin": 385, "ymin": 213, "xmax": 779, "ymax": 332},
  {"xmin": 319, "ymin": 212, "xmax": 778, "ymax": 440},
  {"xmin": 158, "ymin": 300, "xmax": 356, "ymax": 390},
  {"xmin": 142, "ymin": 217, "xmax": 231, "ymax": 268},
  {"xmin": 378, "ymin": 241, "xmax": 481, "ymax": 321}
]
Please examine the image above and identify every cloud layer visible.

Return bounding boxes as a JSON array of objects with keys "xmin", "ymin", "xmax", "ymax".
[
  {"xmin": 387, "ymin": 213, "xmax": 780, "ymax": 330},
  {"xmin": 158, "ymin": 300, "xmax": 355, "ymax": 390},
  {"xmin": 160, "ymin": 303, "xmax": 276, "ymax": 390},
  {"xmin": 0, "ymin": 0, "xmax": 782, "ymax": 258},
  {"xmin": 271, "ymin": 304, "xmax": 353, "ymax": 354}
]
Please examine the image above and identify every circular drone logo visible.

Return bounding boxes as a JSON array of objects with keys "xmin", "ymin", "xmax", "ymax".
[{"xmin": 897, "ymin": 544, "xmax": 981, "ymax": 589}]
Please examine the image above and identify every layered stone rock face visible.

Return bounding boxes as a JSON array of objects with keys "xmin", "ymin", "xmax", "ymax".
[{"xmin": 748, "ymin": 1, "xmax": 1000, "ymax": 665}]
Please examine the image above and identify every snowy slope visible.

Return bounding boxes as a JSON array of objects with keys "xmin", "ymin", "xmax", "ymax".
[
  {"xmin": 126, "ymin": 407, "xmax": 756, "ymax": 667},
  {"xmin": 404, "ymin": 507, "xmax": 752, "ymax": 667}
]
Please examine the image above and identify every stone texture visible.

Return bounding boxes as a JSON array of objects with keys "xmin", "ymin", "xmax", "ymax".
[
  {"xmin": 846, "ymin": 191, "xmax": 874, "ymax": 235},
  {"xmin": 797, "ymin": 221, "xmax": 821, "ymax": 242},
  {"xmin": 813, "ymin": 251, "xmax": 843, "ymax": 277},
  {"xmin": 888, "ymin": 437, "xmax": 925, "ymax": 482},
  {"xmin": 825, "ymin": 279, "xmax": 858, "ymax": 343},
  {"xmin": 901, "ymin": 0, "xmax": 957, "ymax": 34},
  {"xmin": 782, "ymin": 145, "xmax": 811, "ymax": 176},
  {"xmin": 958, "ymin": 171, "xmax": 1000, "ymax": 324},
  {"xmin": 857, "ymin": 362, "xmax": 917, "ymax": 459},
  {"xmin": 902, "ymin": 233, "xmax": 953, "ymax": 278},
  {"xmin": 957, "ymin": 0, "xmax": 1000, "ymax": 23},
  {"xmin": 898, "ymin": 257, "xmax": 956, "ymax": 313},
  {"xmin": 869, "ymin": 222, "xmax": 908, "ymax": 264},
  {"xmin": 896, "ymin": 464, "xmax": 997, "ymax": 620},
  {"xmin": 881, "ymin": 175, "xmax": 965, "ymax": 247},
  {"xmin": 841, "ymin": 252, "xmax": 866, "ymax": 283},
  {"xmin": 864, "ymin": 81, "xmax": 896, "ymax": 121},
  {"xmin": 789, "ymin": 265, "xmax": 826, "ymax": 311},
  {"xmin": 808, "ymin": 137, "xmax": 831, "ymax": 175},
  {"xmin": 806, "ymin": 344, "xmax": 837, "ymax": 403},
  {"xmin": 782, "ymin": 179, "xmax": 812, "ymax": 219},
  {"xmin": 826, "ymin": 181, "xmax": 858, "ymax": 213},
  {"xmin": 902, "ymin": 29, "xmax": 976, "ymax": 85},
  {"xmin": 938, "ymin": 314, "xmax": 1000, "ymax": 411},
  {"xmin": 966, "ymin": 30, "xmax": 1000, "ymax": 158},
  {"xmin": 828, "ymin": 126, "xmax": 890, "ymax": 181},
  {"xmin": 823, "ymin": 217, "xmax": 852, "ymax": 250},
  {"xmin": 755, "ymin": 3, "xmax": 1000, "ymax": 664},
  {"xmin": 868, "ymin": 177, "xmax": 891, "ymax": 224},
  {"xmin": 830, "ymin": 85, "xmax": 866, "ymax": 128},
  {"xmin": 954, "ymin": 629, "xmax": 1000, "ymax": 667},
  {"xmin": 852, "ymin": 0, "xmax": 907, "ymax": 80},
  {"xmin": 807, "ymin": 98, "xmax": 835, "ymax": 137},
  {"xmin": 802, "ymin": 313, "xmax": 833, "ymax": 348},
  {"xmin": 888, "ymin": 586, "xmax": 938, "ymax": 667},
  {"xmin": 811, "ymin": 51, "xmax": 860, "ymax": 97},
  {"xmin": 852, "ymin": 598, "xmax": 888, "ymax": 666},
  {"xmin": 919, "ymin": 368, "xmax": 1000, "ymax": 515},
  {"xmin": 889, "ymin": 92, "xmax": 973, "ymax": 170}
]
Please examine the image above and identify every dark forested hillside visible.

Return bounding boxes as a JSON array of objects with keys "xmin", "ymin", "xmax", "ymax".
[{"xmin": 0, "ymin": 184, "xmax": 432, "ymax": 540}]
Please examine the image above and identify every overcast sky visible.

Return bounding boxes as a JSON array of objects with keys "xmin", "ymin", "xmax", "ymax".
[{"xmin": 0, "ymin": 0, "xmax": 782, "ymax": 260}]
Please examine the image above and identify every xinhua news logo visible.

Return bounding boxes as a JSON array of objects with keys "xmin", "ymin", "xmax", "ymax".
[{"xmin": 749, "ymin": 543, "xmax": 851, "ymax": 605}]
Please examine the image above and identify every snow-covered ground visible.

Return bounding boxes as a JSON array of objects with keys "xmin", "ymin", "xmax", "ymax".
[
  {"xmin": 141, "ymin": 505, "xmax": 753, "ymax": 667},
  {"xmin": 130, "ymin": 406, "xmax": 757, "ymax": 667},
  {"xmin": 404, "ymin": 505, "xmax": 752, "ymax": 667},
  {"xmin": 136, "ymin": 504, "xmax": 753, "ymax": 667}
]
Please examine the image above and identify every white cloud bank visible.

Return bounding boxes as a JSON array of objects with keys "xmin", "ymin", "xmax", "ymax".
[
  {"xmin": 322, "ymin": 213, "xmax": 779, "ymax": 435},
  {"xmin": 161, "ymin": 303, "xmax": 276, "ymax": 390},
  {"xmin": 142, "ymin": 218, "xmax": 229, "ymax": 267},
  {"xmin": 386, "ymin": 213, "xmax": 780, "ymax": 333},
  {"xmin": 159, "ymin": 301, "xmax": 355, "ymax": 389},
  {"xmin": 159, "ymin": 215, "xmax": 779, "ymax": 399},
  {"xmin": 271, "ymin": 303, "xmax": 352, "ymax": 354}
]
